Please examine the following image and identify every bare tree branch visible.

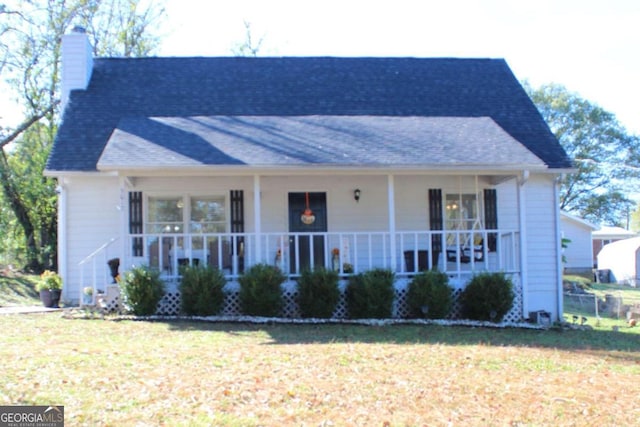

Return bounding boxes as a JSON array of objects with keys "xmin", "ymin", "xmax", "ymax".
[{"xmin": 0, "ymin": 101, "xmax": 58, "ymax": 149}]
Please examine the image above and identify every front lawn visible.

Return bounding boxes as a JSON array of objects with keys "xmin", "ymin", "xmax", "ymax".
[{"xmin": 1, "ymin": 314, "xmax": 638, "ymax": 426}]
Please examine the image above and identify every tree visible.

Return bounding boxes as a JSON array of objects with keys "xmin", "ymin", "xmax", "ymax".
[
  {"xmin": 0, "ymin": 0, "xmax": 164, "ymax": 271},
  {"xmin": 526, "ymin": 83, "xmax": 640, "ymax": 226},
  {"xmin": 231, "ymin": 20, "xmax": 264, "ymax": 57}
]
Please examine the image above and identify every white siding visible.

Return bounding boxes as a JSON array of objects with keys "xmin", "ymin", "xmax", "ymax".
[
  {"xmin": 523, "ymin": 174, "xmax": 561, "ymax": 318},
  {"xmin": 260, "ymin": 175, "xmax": 390, "ymax": 232},
  {"xmin": 560, "ymin": 216, "xmax": 594, "ymax": 271},
  {"xmin": 63, "ymin": 175, "xmax": 120, "ymax": 301},
  {"xmin": 496, "ymin": 178, "xmax": 519, "ymax": 231}
]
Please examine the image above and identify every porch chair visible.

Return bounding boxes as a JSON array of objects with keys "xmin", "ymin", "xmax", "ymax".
[
  {"xmin": 208, "ymin": 239, "xmax": 232, "ymax": 270},
  {"xmin": 149, "ymin": 239, "xmax": 171, "ymax": 273}
]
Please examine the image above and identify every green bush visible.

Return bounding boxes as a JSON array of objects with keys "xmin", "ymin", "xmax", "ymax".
[
  {"xmin": 179, "ymin": 265, "xmax": 226, "ymax": 316},
  {"xmin": 238, "ymin": 263, "xmax": 286, "ymax": 317},
  {"xmin": 119, "ymin": 265, "xmax": 165, "ymax": 316},
  {"xmin": 460, "ymin": 272, "xmax": 514, "ymax": 322},
  {"xmin": 407, "ymin": 270, "xmax": 453, "ymax": 319},
  {"xmin": 346, "ymin": 268, "xmax": 395, "ymax": 319},
  {"xmin": 297, "ymin": 268, "xmax": 340, "ymax": 318}
]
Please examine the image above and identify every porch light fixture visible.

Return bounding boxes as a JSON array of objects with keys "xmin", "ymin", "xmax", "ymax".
[{"xmin": 354, "ymin": 189, "xmax": 361, "ymax": 202}]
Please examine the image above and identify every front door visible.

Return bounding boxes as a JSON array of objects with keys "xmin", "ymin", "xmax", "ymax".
[{"xmin": 288, "ymin": 192, "xmax": 327, "ymax": 274}]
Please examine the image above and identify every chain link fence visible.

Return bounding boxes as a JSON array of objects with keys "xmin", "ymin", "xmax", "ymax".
[{"xmin": 564, "ymin": 289, "xmax": 640, "ymax": 324}]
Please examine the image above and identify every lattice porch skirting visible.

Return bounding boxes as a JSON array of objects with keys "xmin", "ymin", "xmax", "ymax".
[{"xmin": 150, "ymin": 277, "xmax": 523, "ymax": 323}]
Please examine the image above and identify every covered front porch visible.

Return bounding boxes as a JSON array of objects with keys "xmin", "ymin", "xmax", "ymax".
[
  {"xmin": 116, "ymin": 171, "xmax": 525, "ymax": 285},
  {"xmin": 74, "ymin": 170, "xmax": 534, "ymax": 321}
]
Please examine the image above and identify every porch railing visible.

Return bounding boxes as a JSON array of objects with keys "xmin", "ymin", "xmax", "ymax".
[
  {"xmin": 78, "ymin": 237, "xmax": 119, "ymax": 303},
  {"xmin": 125, "ymin": 229, "xmax": 520, "ymax": 285}
]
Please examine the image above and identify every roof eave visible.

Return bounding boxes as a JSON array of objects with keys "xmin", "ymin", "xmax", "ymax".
[{"xmin": 95, "ymin": 162, "xmax": 551, "ymax": 176}]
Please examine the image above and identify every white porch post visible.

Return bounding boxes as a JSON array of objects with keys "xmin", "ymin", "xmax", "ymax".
[
  {"xmin": 518, "ymin": 171, "xmax": 530, "ymax": 319},
  {"xmin": 118, "ymin": 177, "xmax": 128, "ymax": 275},
  {"xmin": 388, "ymin": 174, "xmax": 397, "ymax": 271},
  {"xmin": 254, "ymin": 174, "xmax": 262, "ymax": 263}
]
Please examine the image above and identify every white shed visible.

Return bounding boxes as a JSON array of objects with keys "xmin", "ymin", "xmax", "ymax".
[
  {"xmin": 560, "ymin": 211, "xmax": 597, "ymax": 274},
  {"xmin": 597, "ymin": 236, "xmax": 640, "ymax": 286}
]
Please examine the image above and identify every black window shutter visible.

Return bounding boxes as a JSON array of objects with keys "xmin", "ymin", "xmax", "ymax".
[
  {"xmin": 484, "ymin": 189, "xmax": 498, "ymax": 252},
  {"xmin": 129, "ymin": 191, "xmax": 143, "ymax": 256},
  {"xmin": 230, "ymin": 190, "xmax": 245, "ymax": 271},
  {"xmin": 230, "ymin": 190, "xmax": 244, "ymax": 233},
  {"xmin": 429, "ymin": 189, "xmax": 443, "ymax": 253}
]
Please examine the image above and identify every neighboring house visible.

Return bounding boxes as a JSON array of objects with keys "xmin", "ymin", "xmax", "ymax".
[
  {"xmin": 45, "ymin": 28, "xmax": 573, "ymax": 320},
  {"xmin": 593, "ymin": 226, "xmax": 637, "ymax": 266},
  {"xmin": 597, "ymin": 237, "xmax": 640, "ymax": 286},
  {"xmin": 559, "ymin": 211, "xmax": 598, "ymax": 275}
]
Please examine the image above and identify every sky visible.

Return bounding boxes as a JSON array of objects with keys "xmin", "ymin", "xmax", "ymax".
[{"xmin": 157, "ymin": 0, "xmax": 640, "ymax": 135}]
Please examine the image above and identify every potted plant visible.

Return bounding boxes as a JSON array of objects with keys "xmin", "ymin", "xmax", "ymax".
[
  {"xmin": 36, "ymin": 270, "xmax": 63, "ymax": 308},
  {"xmin": 82, "ymin": 286, "xmax": 94, "ymax": 305}
]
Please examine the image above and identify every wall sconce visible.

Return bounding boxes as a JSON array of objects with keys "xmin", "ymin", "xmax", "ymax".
[{"xmin": 354, "ymin": 189, "xmax": 361, "ymax": 202}]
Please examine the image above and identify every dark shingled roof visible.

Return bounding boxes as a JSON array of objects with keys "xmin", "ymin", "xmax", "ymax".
[
  {"xmin": 47, "ymin": 57, "xmax": 572, "ymax": 172},
  {"xmin": 98, "ymin": 116, "xmax": 545, "ymax": 169}
]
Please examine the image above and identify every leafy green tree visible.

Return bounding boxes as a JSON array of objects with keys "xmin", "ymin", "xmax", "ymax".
[
  {"xmin": 0, "ymin": 0, "xmax": 164, "ymax": 271},
  {"xmin": 526, "ymin": 83, "xmax": 640, "ymax": 226}
]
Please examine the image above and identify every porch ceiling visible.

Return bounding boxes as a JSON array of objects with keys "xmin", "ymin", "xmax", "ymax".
[{"xmin": 97, "ymin": 115, "xmax": 546, "ymax": 171}]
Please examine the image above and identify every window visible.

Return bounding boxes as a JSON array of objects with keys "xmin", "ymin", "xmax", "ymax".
[
  {"xmin": 445, "ymin": 193, "xmax": 484, "ymax": 252},
  {"xmin": 146, "ymin": 196, "xmax": 184, "ymax": 233},
  {"xmin": 445, "ymin": 194, "xmax": 478, "ymax": 231},
  {"xmin": 144, "ymin": 195, "xmax": 228, "ymax": 272},
  {"xmin": 190, "ymin": 196, "xmax": 226, "ymax": 233},
  {"xmin": 146, "ymin": 195, "xmax": 226, "ymax": 234}
]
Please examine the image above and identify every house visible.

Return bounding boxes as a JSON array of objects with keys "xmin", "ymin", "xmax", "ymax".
[
  {"xmin": 559, "ymin": 211, "xmax": 598, "ymax": 276},
  {"xmin": 593, "ymin": 225, "xmax": 636, "ymax": 266},
  {"xmin": 45, "ymin": 28, "xmax": 573, "ymax": 320},
  {"xmin": 597, "ymin": 237, "xmax": 640, "ymax": 286}
]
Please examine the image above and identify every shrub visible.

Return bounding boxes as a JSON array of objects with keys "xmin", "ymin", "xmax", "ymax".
[
  {"xmin": 238, "ymin": 263, "xmax": 286, "ymax": 317},
  {"xmin": 119, "ymin": 265, "xmax": 165, "ymax": 316},
  {"xmin": 297, "ymin": 268, "xmax": 340, "ymax": 318},
  {"xmin": 460, "ymin": 272, "xmax": 514, "ymax": 322},
  {"xmin": 407, "ymin": 270, "xmax": 453, "ymax": 319},
  {"xmin": 179, "ymin": 265, "xmax": 226, "ymax": 316},
  {"xmin": 346, "ymin": 268, "xmax": 395, "ymax": 319}
]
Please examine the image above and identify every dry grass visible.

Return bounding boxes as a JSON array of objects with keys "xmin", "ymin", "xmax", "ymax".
[{"xmin": 1, "ymin": 314, "xmax": 639, "ymax": 426}]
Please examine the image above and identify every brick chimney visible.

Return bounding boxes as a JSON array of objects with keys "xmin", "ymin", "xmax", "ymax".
[{"xmin": 61, "ymin": 26, "xmax": 93, "ymax": 111}]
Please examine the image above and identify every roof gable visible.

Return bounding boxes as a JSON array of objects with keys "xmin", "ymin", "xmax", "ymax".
[{"xmin": 48, "ymin": 57, "xmax": 572, "ymax": 172}]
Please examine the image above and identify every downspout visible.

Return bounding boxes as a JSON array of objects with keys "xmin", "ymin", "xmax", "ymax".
[
  {"xmin": 387, "ymin": 175, "xmax": 397, "ymax": 271},
  {"xmin": 253, "ymin": 175, "xmax": 262, "ymax": 263},
  {"xmin": 56, "ymin": 180, "xmax": 68, "ymax": 301},
  {"xmin": 518, "ymin": 170, "xmax": 529, "ymax": 320},
  {"xmin": 554, "ymin": 174, "xmax": 564, "ymax": 321}
]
